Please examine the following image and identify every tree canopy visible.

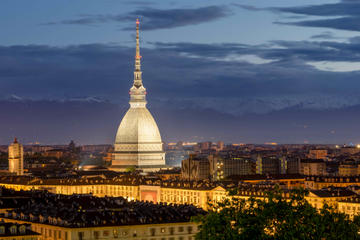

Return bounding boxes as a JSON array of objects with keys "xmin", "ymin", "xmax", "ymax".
[{"xmin": 194, "ymin": 187, "xmax": 360, "ymax": 240}]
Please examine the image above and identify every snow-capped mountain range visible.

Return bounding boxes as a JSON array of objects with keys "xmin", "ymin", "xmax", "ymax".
[{"xmin": 5, "ymin": 94, "xmax": 360, "ymax": 116}]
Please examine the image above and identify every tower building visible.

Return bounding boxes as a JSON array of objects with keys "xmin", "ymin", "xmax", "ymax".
[
  {"xmin": 8, "ymin": 138, "xmax": 24, "ymax": 175},
  {"xmin": 110, "ymin": 19, "xmax": 166, "ymax": 172}
]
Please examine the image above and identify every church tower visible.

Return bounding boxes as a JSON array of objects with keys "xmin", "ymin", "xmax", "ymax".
[
  {"xmin": 110, "ymin": 19, "xmax": 166, "ymax": 172},
  {"xmin": 8, "ymin": 138, "xmax": 24, "ymax": 175}
]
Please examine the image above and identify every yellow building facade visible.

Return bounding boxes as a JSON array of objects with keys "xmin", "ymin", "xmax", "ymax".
[
  {"xmin": 1, "ymin": 218, "xmax": 198, "ymax": 240},
  {"xmin": 0, "ymin": 177, "xmax": 227, "ymax": 210},
  {"xmin": 0, "ymin": 176, "xmax": 359, "ymax": 217}
]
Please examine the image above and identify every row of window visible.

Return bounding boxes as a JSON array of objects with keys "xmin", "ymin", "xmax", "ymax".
[{"xmin": 76, "ymin": 226, "xmax": 195, "ymax": 239}]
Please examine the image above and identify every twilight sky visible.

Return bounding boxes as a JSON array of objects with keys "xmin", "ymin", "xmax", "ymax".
[{"xmin": 1, "ymin": 0, "xmax": 360, "ymax": 145}]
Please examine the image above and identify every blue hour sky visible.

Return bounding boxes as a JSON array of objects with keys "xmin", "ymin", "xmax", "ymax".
[
  {"xmin": 1, "ymin": 0, "xmax": 352, "ymax": 46},
  {"xmin": 2, "ymin": 0, "xmax": 360, "ymax": 144}
]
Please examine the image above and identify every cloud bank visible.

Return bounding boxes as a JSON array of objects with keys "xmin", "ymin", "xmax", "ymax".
[{"xmin": 43, "ymin": 5, "xmax": 230, "ymax": 30}]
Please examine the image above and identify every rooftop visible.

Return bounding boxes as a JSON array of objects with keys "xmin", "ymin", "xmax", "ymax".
[
  {"xmin": 0, "ymin": 188, "xmax": 205, "ymax": 228},
  {"xmin": 0, "ymin": 221, "xmax": 39, "ymax": 237}
]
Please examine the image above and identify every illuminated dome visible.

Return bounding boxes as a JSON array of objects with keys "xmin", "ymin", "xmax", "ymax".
[
  {"xmin": 110, "ymin": 19, "xmax": 165, "ymax": 172},
  {"xmin": 115, "ymin": 107, "xmax": 162, "ymax": 144}
]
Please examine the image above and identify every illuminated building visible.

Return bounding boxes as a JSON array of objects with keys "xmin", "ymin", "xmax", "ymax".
[
  {"xmin": 338, "ymin": 197, "xmax": 360, "ymax": 219},
  {"xmin": 338, "ymin": 159, "xmax": 360, "ymax": 176},
  {"xmin": 3, "ymin": 176, "xmax": 360, "ymax": 218},
  {"xmin": 234, "ymin": 185, "xmax": 356, "ymax": 215},
  {"xmin": 305, "ymin": 187, "xmax": 355, "ymax": 209},
  {"xmin": 340, "ymin": 146, "xmax": 360, "ymax": 155},
  {"xmin": 42, "ymin": 149, "xmax": 64, "ymax": 159},
  {"xmin": 0, "ymin": 175, "xmax": 303, "ymax": 210},
  {"xmin": 305, "ymin": 176, "xmax": 360, "ymax": 189},
  {"xmin": 8, "ymin": 138, "xmax": 24, "ymax": 175},
  {"xmin": 0, "ymin": 189, "xmax": 202, "ymax": 240},
  {"xmin": 308, "ymin": 149, "xmax": 328, "ymax": 160},
  {"xmin": 2, "ymin": 175, "xmax": 360, "ymax": 219},
  {"xmin": 300, "ymin": 159, "xmax": 326, "ymax": 176},
  {"xmin": 111, "ymin": 19, "xmax": 165, "ymax": 172},
  {"xmin": 208, "ymin": 154, "xmax": 255, "ymax": 180},
  {"xmin": 1, "ymin": 219, "xmax": 197, "ymax": 240}
]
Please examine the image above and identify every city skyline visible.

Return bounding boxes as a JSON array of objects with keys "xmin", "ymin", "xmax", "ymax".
[{"xmin": 1, "ymin": 0, "xmax": 360, "ymax": 144}]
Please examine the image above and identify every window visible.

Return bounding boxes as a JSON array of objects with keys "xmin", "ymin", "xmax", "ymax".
[
  {"xmin": 103, "ymin": 230, "xmax": 109, "ymax": 237},
  {"xmin": 78, "ymin": 231, "xmax": 84, "ymax": 240},
  {"xmin": 169, "ymin": 227, "xmax": 174, "ymax": 235},
  {"xmin": 94, "ymin": 231, "xmax": 100, "ymax": 239},
  {"xmin": 0, "ymin": 226, "xmax": 5, "ymax": 234},
  {"xmin": 18, "ymin": 225, "xmax": 26, "ymax": 234},
  {"xmin": 160, "ymin": 228, "xmax": 165, "ymax": 233},
  {"xmin": 113, "ymin": 229, "xmax": 118, "ymax": 238},
  {"xmin": 10, "ymin": 226, "xmax": 17, "ymax": 235},
  {"xmin": 178, "ymin": 226, "xmax": 184, "ymax": 232},
  {"xmin": 187, "ymin": 226, "xmax": 193, "ymax": 234},
  {"xmin": 150, "ymin": 228, "xmax": 156, "ymax": 236}
]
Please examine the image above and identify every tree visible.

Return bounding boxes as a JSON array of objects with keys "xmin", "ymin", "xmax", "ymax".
[
  {"xmin": 193, "ymin": 187, "xmax": 360, "ymax": 240},
  {"xmin": 125, "ymin": 166, "xmax": 136, "ymax": 173}
]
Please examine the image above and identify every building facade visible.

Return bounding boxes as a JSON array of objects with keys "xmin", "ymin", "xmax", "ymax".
[
  {"xmin": 308, "ymin": 149, "xmax": 328, "ymax": 160},
  {"xmin": 300, "ymin": 159, "xmax": 326, "ymax": 176},
  {"xmin": 8, "ymin": 138, "xmax": 24, "ymax": 175},
  {"xmin": 208, "ymin": 155, "xmax": 255, "ymax": 180},
  {"xmin": 1, "ymin": 218, "xmax": 197, "ymax": 240},
  {"xmin": 181, "ymin": 156, "xmax": 210, "ymax": 181}
]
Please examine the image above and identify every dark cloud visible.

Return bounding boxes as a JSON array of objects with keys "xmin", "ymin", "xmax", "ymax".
[
  {"xmin": 277, "ymin": 1, "xmax": 360, "ymax": 17},
  {"xmin": 43, "ymin": 5, "xmax": 230, "ymax": 30},
  {"xmin": 2, "ymin": 38, "xmax": 360, "ymax": 118},
  {"xmin": 276, "ymin": 17, "xmax": 360, "ymax": 32},
  {"xmin": 236, "ymin": 1, "xmax": 360, "ymax": 32},
  {"xmin": 274, "ymin": 1, "xmax": 360, "ymax": 32},
  {"xmin": 43, "ymin": 15, "xmax": 120, "ymax": 26},
  {"xmin": 152, "ymin": 39, "xmax": 360, "ymax": 63}
]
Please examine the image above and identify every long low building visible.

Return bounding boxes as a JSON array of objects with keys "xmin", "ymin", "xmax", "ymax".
[
  {"xmin": 0, "ymin": 174, "xmax": 306, "ymax": 210},
  {"xmin": 0, "ymin": 175, "xmax": 359, "ymax": 216},
  {"xmin": 0, "ymin": 188, "xmax": 203, "ymax": 240},
  {"xmin": 0, "ymin": 175, "xmax": 229, "ymax": 210},
  {"xmin": 1, "ymin": 219, "xmax": 197, "ymax": 240},
  {"xmin": 305, "ymin": 176, "xmax": 360, "ymax": 189}
]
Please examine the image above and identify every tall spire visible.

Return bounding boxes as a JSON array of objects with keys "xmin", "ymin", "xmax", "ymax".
[
  {"xmin": 135, "ymin": 18, "xmax": 141, "ymax": 64},
  {"xmin": 129, "ymin": 18, "xmax": 147, "ymax": 108},
  {"xmin": 134, "ymin": 18, "xmax": 142, "ymax": 88}
]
